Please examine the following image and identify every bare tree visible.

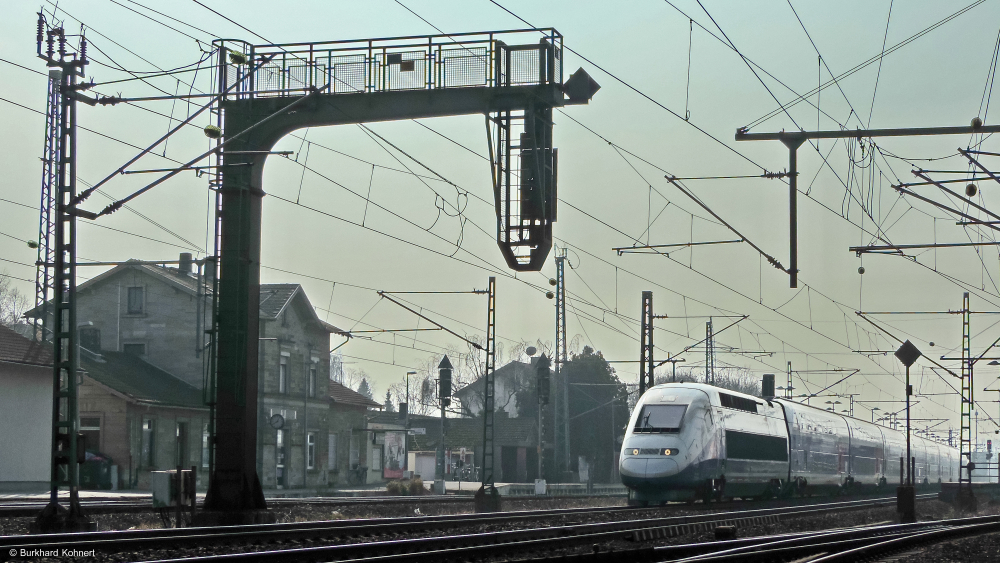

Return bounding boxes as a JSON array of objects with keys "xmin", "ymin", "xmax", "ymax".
[
  {"xmin": 341, "ymin": 367, "xmax": 367, "ymax": 394},
  {"xmin": 654, "ymin": 366, "xmax": 762, "ymax": 397},
  {"xmin": 0, "ymin": 272, "xmax": 29, "ymax": 330}
]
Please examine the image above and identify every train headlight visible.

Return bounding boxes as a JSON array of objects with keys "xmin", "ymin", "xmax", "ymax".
[
  {"xmin": 663, "ymin": 448, "xmax": 679, "ymax": 456},
  {"xmin": 630, "ymin": 449, "xmax": 639, "ymax": 456}
]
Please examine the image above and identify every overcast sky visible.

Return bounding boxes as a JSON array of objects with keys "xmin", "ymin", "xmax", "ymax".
[{"xmin": 3, "ymin": 0, "xmax": 1000, "ymax": 443}]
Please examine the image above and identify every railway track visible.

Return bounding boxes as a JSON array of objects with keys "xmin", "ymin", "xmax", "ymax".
[{"xmin": 0, "ymin": 494, "xmax": 932, "ymax": 562}]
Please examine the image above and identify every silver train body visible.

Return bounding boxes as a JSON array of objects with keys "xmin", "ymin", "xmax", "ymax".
[{"xmin": 620, "ymin": 383, "xmax": 959, "ymax": 504}]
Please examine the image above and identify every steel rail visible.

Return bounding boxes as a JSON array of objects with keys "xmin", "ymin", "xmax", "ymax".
[
  {"xmin": 809, "ymin": 518, "xmax": 1000, "ymax": 563},
  {"xmin": 3, "ymin": 495, "xmax": 924, "ymax": 562}
]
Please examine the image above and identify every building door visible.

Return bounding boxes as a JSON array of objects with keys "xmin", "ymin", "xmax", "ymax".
[
  {"xmin": 501, "ymin": 446, "xmax": 518, "ymax": 483},
  {"xmin": 276, "ymin": 429, "xmax": 287, "ymax": 488}
]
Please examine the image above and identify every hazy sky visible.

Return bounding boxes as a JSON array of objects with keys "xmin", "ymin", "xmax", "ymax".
[{"xmin": 3, "ymin": 0, "xmax": 1000, "ymax": 444}]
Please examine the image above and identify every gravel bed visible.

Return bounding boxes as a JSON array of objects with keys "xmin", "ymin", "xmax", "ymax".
[{"xmin": 1, "ymin": 496, "xmax": 971, "ymax": 562}]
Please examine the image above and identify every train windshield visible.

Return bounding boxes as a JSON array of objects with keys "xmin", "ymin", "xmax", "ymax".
[{"xmin": 633, "ymin": 404, "xmax": 687, "ymax": 433}]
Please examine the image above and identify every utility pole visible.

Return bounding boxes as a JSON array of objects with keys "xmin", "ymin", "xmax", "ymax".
[
  {"xmin": 476, "ymin": 277, "xmax": 499, "ymax": 512},
  {"xmin": 706, "ymin": 319, "xmax": 715, "ymax": 385},
  {"xmin": 554, "ymin": 248, "xmax": 569, "ymax": 480},
  {"xmin": 33, "ymin": 15, "xmax": 97, "ymax": 534},
  {"xmin": 786, "ymin": 362, "xmax": 793, "ymax": 398},
  {"xmin": 959, "ymin": 293, "xmax": 977, "ymax": 511},
  {"xmin": 639, "ymin": 291, "xmax": 653, "ymax": 395},
  {"xmin": 535, "ymin": 354, "xmax": 550, "ymax": 484},
  {"xmin": 736, "ymin": 122, "xmax": 1000, "ymax": 288},
  {"xmin": 436, "ymin": 357, "xmax": 452, "ymax": 492}
]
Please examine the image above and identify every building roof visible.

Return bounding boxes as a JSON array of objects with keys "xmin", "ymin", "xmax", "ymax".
[
  {"xmin": 25, "ymin": 259, "xmax": 346, "ymax": 335},
  {"xmin": 259, "ymin": 283, "xmax": 345, "ymax": 334},
  {"xmin": 454, "ymin": 360, "xmax": 534, "ymax": 398},
  {"xmin": 80, "ymin": 351, "xmax": 205, "ymax": 409},
  {"xmin": 329, "ymin": 381, "xmax": 383, "ymax": 409},
  {"xmin": 0, "ymin": 324, "xmax": 52, "ymax": 367}
]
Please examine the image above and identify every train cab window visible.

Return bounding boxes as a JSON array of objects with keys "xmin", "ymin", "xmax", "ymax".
[{"xmin": 634, "ymin": 404, "xmax": 687, "ymax": 433}]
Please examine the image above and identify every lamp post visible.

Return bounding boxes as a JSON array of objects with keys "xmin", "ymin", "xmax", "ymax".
[{"xmin": 894, "ymin": 340, "xmax": 922, "ymax": 524}]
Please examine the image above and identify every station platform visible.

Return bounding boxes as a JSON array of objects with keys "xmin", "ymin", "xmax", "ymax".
[{"xmin": 0, "ymin": 482, "xmax": 626, "ymax": 504}]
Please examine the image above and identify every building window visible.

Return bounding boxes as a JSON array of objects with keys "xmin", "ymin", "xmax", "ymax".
[
  {"xmin": 79, "ymin": 416, "xmax": 101, "ymax": 452},
  {"xmin": 141, "ymin": 418, "xmax": 156, "ymax": 467},
  {"xmin": 328, "ymin": 434, "xmax": 337, "ymax": 469},
  {"xmin": 127, "ymin": 286, "xmax": 145, "ymax": 315},
  {"xmin": 123, "ymin": 342, "xmax": 146, "ymax": 356},
  {"xmin": 279, "ymin": 356, "xmax": 288, "ymax": 394},
  {"xmin": 349, "ymin": 433, "xmax": 359, "ymax": 468},
  {"xmin": 276, "ymin": 429, "xmax": 286, "ymax": 488},
  {"xmin": 308, "ymin": 365, "xmax": 317, "ymax": 398},
  {"xmin": 202, "ymin": 422, "xmax": 210, "ymax": 469},
  {"xmin": 307, "ymin": 432, "xmax": 316, "ymax": 469}
]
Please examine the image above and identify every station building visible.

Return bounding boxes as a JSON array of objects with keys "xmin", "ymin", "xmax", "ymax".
[{"xmin": 25, "ymin": 255, "xmax": 345, "ymax": 491}]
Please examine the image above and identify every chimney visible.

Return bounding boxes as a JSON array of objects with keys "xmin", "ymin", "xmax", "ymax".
[
  {"xmin": 762, "ymin": 374, "xmax": 775, "ymax": 400},
  {"xmin": 179, "ymin": 252, "xmax": 193, "ymax": 275},
  {"xmin": 398, "ymin": 402, "xmax": 408, "ymax": 420},
  {"xmin": 203, "ymin": 256, "xmax": 217, "ymax": 286}
]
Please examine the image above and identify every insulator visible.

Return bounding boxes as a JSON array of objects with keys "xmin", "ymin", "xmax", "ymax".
[
  {"xmin": 57, "ymin": 30, "xmax": 66, "ymax": 59},
  {"xmin": 46, "ymin": 31, "xmax": 54, "ymax": 59},
  {"xmin": 36, "ymin": 14, "xmax": 44, "ymax": 46},
  {"xmin": 228, "ymin": 50, "xmax": 248, "ymax": 65},
  {"xmin": 79, "ymin": 37, "xmax": 87, "ymax": 65},
  {"xmin": 204, "ymin": 125, "xmax": 223, "ymax": 139}
]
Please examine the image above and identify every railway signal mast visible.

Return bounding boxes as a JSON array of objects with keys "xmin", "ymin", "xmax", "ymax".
[{"xmin": 60, "ymin": 29, "xmax": 596, "ymax": 524}]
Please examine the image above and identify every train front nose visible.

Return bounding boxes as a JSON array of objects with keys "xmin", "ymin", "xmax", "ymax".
[{"xmin": 620, "ymin": 450, "xmax": 681, "ymax": 482}]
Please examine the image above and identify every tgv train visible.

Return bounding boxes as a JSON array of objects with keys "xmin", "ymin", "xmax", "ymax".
[{"xmin": 620, "ymin": 382, "xmax": 959, "ymax": 505}]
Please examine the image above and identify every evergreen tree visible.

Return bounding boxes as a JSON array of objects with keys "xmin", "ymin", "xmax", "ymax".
[
  {"xmin": 357, "ymin": 377, "xmax": 373, "ymax": 400},
  {"xmin": 563, "ymin": 346, "xmax": 630, "ymax": 483},
  {"xmin": 384, "ymin": 390, "xmax": 395, "ymax": 412}
]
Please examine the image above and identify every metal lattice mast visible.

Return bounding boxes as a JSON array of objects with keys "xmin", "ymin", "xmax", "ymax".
[
  {"xmin": 481, "ymin": 276, "xmax": 497, "ymax": 487},
  {"xmin": 706, "ymin": 319, "xmax": 715, "ymax": 385},
  {"xmin": 34, "ymin": 63, "xmax": 62, "ymax": 342},
  {"xmin": 639, "ymin": 291, "xmax": 653, "ymax": 395},
  {"xmin": 34, "ymin": 16, "xmax": 94, "ymax": 532},
  {"xmin": 554, "ymin": 248, "xmax": 569, "ymax": 475},
  {"xmin": 959, "ymin": 291, "xmax": 974, "ymax": 503}
]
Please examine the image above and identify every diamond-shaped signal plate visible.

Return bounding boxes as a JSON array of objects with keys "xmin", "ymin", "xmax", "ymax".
[
  {"xmin": 564, "ymin": 68, "xmax": 600, "ymax": 102},
  {"xmin": 894, "ymin": 340, "xmax": 922, "ymax": 368}
]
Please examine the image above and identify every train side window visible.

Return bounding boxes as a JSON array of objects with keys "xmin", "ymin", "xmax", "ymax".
[{"xmin": 719, "ymin": 393, "xmax": 758, "ymax": 413}]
